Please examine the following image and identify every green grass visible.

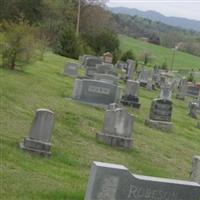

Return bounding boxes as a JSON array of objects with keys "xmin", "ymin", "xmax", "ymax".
[
  {"xmin": 1, "ymin": 52, "xmax": 200, "ymax": 199},
  {"xmin": 119, "ymin": 34, "xmax": 200, "ymax": 71}
]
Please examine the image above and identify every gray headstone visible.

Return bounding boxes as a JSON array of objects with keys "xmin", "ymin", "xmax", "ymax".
[
  {"xmin": 72, "ymin": 79, "xmax": 121, "ymax": 107},
  {"xmin": 145, "ymin": 99, "xmax": 173, "ymax": 132},
  {"xmin": 96, "ymin": 64, "xmax": 116, "ymax": 76},
  {"xmin": 63, "ymin": 62, "xmax": 78, "ymax": 77},
  {"xmin": 96, "ymin": 107, "xmax": 134, "ymax": 149},
  {"xmin": 126, "ymin": 59, "xmax": 135, "ymax": 80},
  {"xmin": 187, "ymin": 85, "xmax": 200, "ymax": 97},
  {"xmin": 158, "ymin": 85, "xmax": 172, "ymax": 100},
  {"xmin": 94, "ymin": 73, "xmax": 118, "ymax": 85},
  {"xmin": 138, "ymin": 67, "xmax": 149, "ymax": 86},
  {"xmin": 121, "ymin": 80, "xmax": 141, "ymax": 109},
  {"xmin": 176, "ymin": 77, "xmax": 188, "ymax": 100},
  {"xmin": 191, "ymin": 156, "xmax": 200, "ymax": 184},
  {"xmin": 188, "ymin": 102, "xmax": 198, "ymax": 119},
  {"xmin": 20, "ymin": 109, "xmax": 55, "ymax": 156},
  {"xmin": 146, "ymin": 78, "xmax": 153, "ymax": 91},
  {"xmin": 85, "ymin": 161, "xmax": 200, "ymax": 200}
]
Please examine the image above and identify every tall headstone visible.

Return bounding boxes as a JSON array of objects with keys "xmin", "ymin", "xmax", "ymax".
[
  {"xmin": 72, "ymin": 79, "xmax": 121, "ymax": 107},
  {"xmin": 191, "ymin": 156, "xmax": 200, "ymax": 184},
  {"xmin": 96, "ymin": 106, "xmax": 134, "ymax": 149},
  {"xmin": 63, "ymin": 62, "xmax": 78, "ymax": 78},
  {"xmin": 145, "ymin": 95, "xmax": 173, "ymax": 132},
  {"xmin": 20, "ymin": 109, "xmax": 55, "ymax": 156},
  {"xmin": 146, "ymin": 78, "xmax": 153, "ymax": 91},
  {"xmin": 126, "ymin": 59, "xmax": 135, "ymax": 80},
  {"xmin": 176, "ymin": 77, "xmax": 188, "ymax": 100},
  {"xmin": 85, "ymin": 161, "xmax": 200, "ymax": 200},
  {"xmin": 121, "ymin": 80, "xmax": 141, "ymax": 109}
]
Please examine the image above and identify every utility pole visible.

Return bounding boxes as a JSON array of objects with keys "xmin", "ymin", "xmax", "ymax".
[{"xmin": 76, "ymin": 0, "xmax": 81, "ymax": 37}]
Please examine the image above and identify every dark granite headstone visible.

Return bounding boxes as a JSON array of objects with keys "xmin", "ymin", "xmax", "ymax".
[{"xmin": 85, "ymin": 161, "xmax": 200, "ymax": 200}]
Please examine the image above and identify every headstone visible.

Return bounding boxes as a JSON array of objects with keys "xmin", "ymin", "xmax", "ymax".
[
  {"xmin": 146, "ymin": 78, "xmax": 153, "ymax": 91},
  {"xmin": 85, "ymin": 161, "xmax": 200, "ymax": 200},
  {"xmin": 121, "ymin": 80, "xmax": 141, "ymax": 109},
  {"xmin": 126, "ymin": 59, "xmax": 135, "ymax": 80},
  {"xmin": 84, "ymin": 57, "xmax": 103, "ymax": 77},
  {"xmin": 103, "ymin": 52, "xmax": 113, "ymax": 64},
  {"xmin": 158, "ymin": 84, "xmax": 172, "ymax": 100},
  {"xmin": 72, "ymin": 79, "xmax": 121, "ymax": 107},
  {"xmin": 152, "ymin": 65, "xmax": 160, "ymax": 85},
  {"xmin": 138, "ymin": 66, "xmax": 149, "ymax": 86},
  {"xmin": 96, "ymin": 106, "xmax": 134, "ymax": 149},
  {"xmin": 115, "ymin": 61, "xmax": 127, "ymax": 69},
  {"xmin": 96, "ymin": 64, "xmax": 116, "ymax": 76},
  {"xmin": 187, "ymin": 85, "xmax": 200, "ymax": 97},
  {"xmin": 20, "ymin": 109, "xmax": 55, "ymax": 157},
  {"xmin": 188, "ymin": 102, "xmax": 198, "ymax": 119},
  {"xmin": 145, "ymin": 98, "xmax": 173, "ymax": 132},
  {"xmin": 176, "ymin": 77, "xmax": 188, "ymax": 100},
  {"xmin": 191, "ymin": 156, "xmax": 200, "ymax": 184},
  {"xmin": 94, "ymin": 73, "xmax": 118, "ymax": 85},
  {"xmin": 63, "ymin": 62, "xmax": 78, "ymax": 77}
]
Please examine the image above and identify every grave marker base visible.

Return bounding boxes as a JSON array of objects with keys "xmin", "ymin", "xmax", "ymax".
[
  {"xmin": 145, "ymin": 119, "xmax": 172, "ymax": 132},
  {"xmin": 20, "ymin": 137, "xmax": 51, "ymax": 157},
  {"xmin": 96, "ymin": 132, "xmax": 133, "ymax": 149}
]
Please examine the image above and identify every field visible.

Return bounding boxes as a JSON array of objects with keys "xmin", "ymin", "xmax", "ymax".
[
  {"xmin": 119, "ymin": 34, "xmax": 200, "ymax": 71},
  {"xmin": 1, "ymin": 52, "xmax": 200, "ymax": 199}
]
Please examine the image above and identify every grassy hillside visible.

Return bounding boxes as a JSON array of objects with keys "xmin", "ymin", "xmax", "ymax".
[
  {"xmin": 119, "ymin": 34, "xmax": 200, "ymax": 71},
  {"xmin": 1, "ymin": 52, "xmax": 200, "ymax": 199}
]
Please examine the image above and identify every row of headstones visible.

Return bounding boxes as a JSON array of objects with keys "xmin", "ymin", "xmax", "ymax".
[{"xmin": 18, "ymin": 109, "xmax": 200, "ymax": 199}]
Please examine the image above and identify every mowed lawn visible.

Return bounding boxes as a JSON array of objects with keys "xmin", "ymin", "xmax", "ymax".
[
  {"xmin": 1, "ymin": 52, "xmax": 200, "ymax": 199},
  {"xmin": 119, "ymin": 34, "xmax": 200, "ymax": 71}
]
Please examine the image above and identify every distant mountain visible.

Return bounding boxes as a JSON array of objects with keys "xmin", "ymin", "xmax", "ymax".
[{"xmin": 109, "ymin": 7, "xmax": 200, "ymax": 32}]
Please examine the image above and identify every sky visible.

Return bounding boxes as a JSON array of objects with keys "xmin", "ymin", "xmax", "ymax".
[{"xmin": 106, "ymin": 0, "xmax": 200, "ymax": 21}]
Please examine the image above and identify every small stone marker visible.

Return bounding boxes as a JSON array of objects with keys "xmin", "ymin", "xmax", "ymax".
[
  {"xmin": 20, "ymin": 109, "xmax": 55, "ymax": 156},
  {"xmin": 158, "ymin": 84, "xmax": 172, "ymax": 100},
  {"xmin": 121, "ymin": 80, "xmax": 141, "ymax": 109},
  {"xmin": 85, "ymin": 161, "xmax": 200, "ymax": 200},
  {"xmin": 191, "ymin": 156, "xmax": 200, "ymax": 184},
  {"xmin": 145, "ymin": 98, "xmax": 173, "ymax": 132},
  {"xmin": 96, "ymin": 106, "xmax": 134, "ymax": 149},
  {"xmin": 63, "ymin": 62, "xmax": 78, "ymax": 77},
  {"xmin": 138, "ymin": 66, "xmax": 149, "ymax": 86},
  {"xmin": 72, "ymin": 79, "xmax": 121, "ymax": 107}
]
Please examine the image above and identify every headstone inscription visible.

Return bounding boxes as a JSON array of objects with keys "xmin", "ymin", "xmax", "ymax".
[
  {"xmin": 72, "ymin": 79, "xmax": 121, "ymax": 107},
  {"xmin": 191, "ymin": 156, "xmax": 200, "ymax": 184},
  {"xmin": 94, "ymin": 73, "xmax": 118, "ymax": 85},
  {"xmin": 145, "ymin": 98, "xmax": 173, "ymax": 132},
  {"xmin": 85, "ymin": 161, "xmax": 200, "ymax": 200},
  {"xmin": 176, "ymin": 77, "xmax": 188, "ymax": 100},
  {"xmin": 96, "ymin": 106, "xmax": 134, "ymax": 149},
  {"xmin": 20, "ymin": 109, "xmax": 55, "ymax": 156},
  {"xmin": 121, "ymin": 80, "xmax": 141, "ymax": 109},
  {"xmin": 63, "ymin": 62, "xmax": 78, "ymax": 77}
]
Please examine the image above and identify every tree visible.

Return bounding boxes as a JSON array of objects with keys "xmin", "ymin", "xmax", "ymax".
[
  {"xmin": 1, "ymin": 20, "xmax": 41, "ymax": 70},
  {"xmin": 121, "ymin": 50, "xmax": 135, "ymax": 61}
]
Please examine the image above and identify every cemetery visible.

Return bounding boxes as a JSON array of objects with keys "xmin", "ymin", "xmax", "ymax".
[{"xmin": 1, "ymin": 1, "xmax": 200, "ymax": 199}]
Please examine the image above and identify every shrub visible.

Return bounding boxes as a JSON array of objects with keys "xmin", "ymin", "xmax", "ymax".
[
  {"xmin": 161, "ymin": 59, "xmax": 168, "ymax": 70},
  {"xmin": 139, "ymin": 50, "xmax": 154, "ymax": 65},
  {"xmin": 187, "ymin": 73, "xmax": 195, "ymax": 83},
  {"xmin": 121, "ymin": 50, "xmax": 135, "ymax": 61},
  {"xmin": 1, "ymin": 20, "xmax": 41, "ymax": 70}
]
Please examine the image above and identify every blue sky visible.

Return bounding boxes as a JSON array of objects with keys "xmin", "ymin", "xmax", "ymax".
[{"xmin": 107, "ymin": 0, "xmax": 200, "ymax": 20}]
